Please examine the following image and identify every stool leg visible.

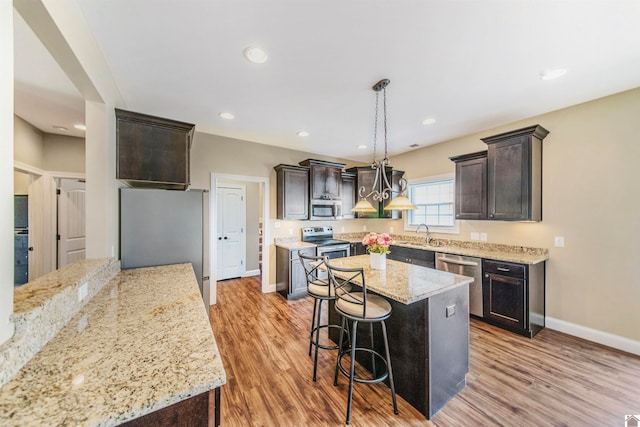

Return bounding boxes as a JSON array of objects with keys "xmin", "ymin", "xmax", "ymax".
[
  {"xmin": 309, "ymin": 298, "xmax": 318, "ymax": 356},
  {"xmin": 312, "ymin": 299, "xmax": 323, "ymax": 382},
  {"xmin": 334, "ymin": 316, "xmax": 347, "ymax": 386},
  {"xmin": 346, "ymin": 319, "xmax": 359, "ymax": 425},
  {"xmin": 381, "ymin": 320, "xmax": 398, "ymax": 415},
  {"xmin": 369, "ymin": 323, "xmax": 376, "ymax": 377}
]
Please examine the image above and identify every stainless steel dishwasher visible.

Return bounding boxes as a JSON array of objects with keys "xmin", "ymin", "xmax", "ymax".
[{"xmin": 436, "ymin": 253, "xmax": 483, "ymax": 317}]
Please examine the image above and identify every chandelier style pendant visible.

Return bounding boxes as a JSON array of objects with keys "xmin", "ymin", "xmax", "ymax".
[{"xmin": 352, "ymin": 79, "xmax": 417, "ymax": 213}]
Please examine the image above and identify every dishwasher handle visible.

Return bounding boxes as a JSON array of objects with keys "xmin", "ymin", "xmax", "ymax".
[{"xmin": 437, "ymin": 256, "xmax": 479, "ymax": 267}]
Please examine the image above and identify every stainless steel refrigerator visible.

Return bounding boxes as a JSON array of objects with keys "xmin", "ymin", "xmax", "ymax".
[{"xmin": 119, "ymin": 188, "xmax": 209, "ymax": 305}]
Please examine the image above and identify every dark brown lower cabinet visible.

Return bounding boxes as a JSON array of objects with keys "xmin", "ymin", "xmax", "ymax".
[
  {"xmin": 387, "ymin": 245, "xmax": 435, "ymax": 268},
  {"xmin": 482, "ymin": 259, "xmax": 545, "ymax": 338},
  {"xmin": 121, "ymin": 388, "xmax": 220, "ymax": 427}
]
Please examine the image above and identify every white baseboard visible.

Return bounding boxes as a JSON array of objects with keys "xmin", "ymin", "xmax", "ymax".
[
  {"xmin": 242, "ymin": 269, "xmax": 261, "ymax": 277},
  {"xmin": 266, "ymin": 283, "xmax": 277, "ymax": 293},
  {"xmin": 546, "ymin": 316, "xmax": 640, "ymax": 356}
]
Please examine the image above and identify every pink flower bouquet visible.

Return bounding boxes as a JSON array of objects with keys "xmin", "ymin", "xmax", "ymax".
[{"xmin": 361, "ymin": 232, "xmax": 394, "ymax": 255}]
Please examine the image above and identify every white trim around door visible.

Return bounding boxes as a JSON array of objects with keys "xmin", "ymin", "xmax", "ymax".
[{"xmin": 210, "ymin": 173, "xmax": 272, "ymax": 305}]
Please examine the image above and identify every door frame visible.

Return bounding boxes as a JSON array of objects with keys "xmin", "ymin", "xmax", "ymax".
[
  {"xmin": 210, "ymin": 173, "xmax": 271, "ymax": 305},
  {"xmin": 216, "ymin": 184, "xmax": 246, "ymax": 280},
  {"xmin": 14, "ymin": 161, "xmax": 86, "ymax": 279}
]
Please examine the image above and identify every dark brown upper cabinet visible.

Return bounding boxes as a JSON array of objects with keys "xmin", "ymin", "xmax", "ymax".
[
  {"xmin": 482, "ymin": 125, "xmax": 549, "ymax": 221},
  {"xmin": 298, "ymin": 159, "xmax": 345, "ymax": 200},
  {"xmin": 341, "ymin": 172, "xmax": 357, "ymax": 219},
  {"xmin": 346, "ymin": 166, "xmax": 404, "ymax": 219},
  {"xmin": 450, "ymin": 151, "xmax": 488, "ymax": 220},
  {"xmin": 115, "ymin": 109, "xmax": 195, "ymax": 190},
  {"xmin": 274, "ymin": 164, "xmax": 309, "ymax": 220}
]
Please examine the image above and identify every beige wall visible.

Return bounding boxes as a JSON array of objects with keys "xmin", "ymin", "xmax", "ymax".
[
  {"xmin": 389, "ymin": 87, "xmax": 640, "ymax": 342},
  {"xmin": 14, "ymin": 115, "xmax": 44, "ymax": 168},
  {"xmin": 43, "ymin": 133, "xmax": 85, "ymax": 172},
  {"xmin": 14, "ymin": 115, "xmax": 86, "ymax": 174}
]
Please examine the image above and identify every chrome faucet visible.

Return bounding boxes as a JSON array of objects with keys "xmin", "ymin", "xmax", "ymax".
[{"xmin": 416, "ymin": 223, "xmax": 432, "ymax": 245}]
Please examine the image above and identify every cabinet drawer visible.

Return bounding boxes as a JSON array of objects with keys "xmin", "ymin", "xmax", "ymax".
[{"xmin": 483, "ymin": 260, "xmax": 525, "ymax": 278}]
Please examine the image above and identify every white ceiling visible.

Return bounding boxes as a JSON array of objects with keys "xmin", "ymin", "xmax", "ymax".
[{"xmin": 14, "ymin": 0, "xmax": 640, "ymax": 161}]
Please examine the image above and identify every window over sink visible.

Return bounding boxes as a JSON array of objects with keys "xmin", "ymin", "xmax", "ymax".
[{"xmin": 404, "ymin": 173, "xmax": 459, "ymax": 234}]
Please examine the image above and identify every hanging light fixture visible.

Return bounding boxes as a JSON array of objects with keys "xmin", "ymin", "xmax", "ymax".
[{"xmin": 352, "ymin": 79, "xmax": 417, "ymax": 212}]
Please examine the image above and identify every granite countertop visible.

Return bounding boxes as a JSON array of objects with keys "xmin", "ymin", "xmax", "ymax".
[
  {"xmin": 337, "ymin": 233, "xmax": 548, "ymax": 265},
  {"xmin": 274, "ymin": 239, "xmax": 317, "ymax": 250},
  {"xmin": 323, "ymin": 255, "xmax": 473, "ymax": 304},
  {"xmin": 0, "ymin": 263, "xmax": 226, "ymax": 426}
]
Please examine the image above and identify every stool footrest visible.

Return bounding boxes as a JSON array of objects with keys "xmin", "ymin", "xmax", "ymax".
[
  {"xmin": 336, "ymin": 348, "xmax": 390, "ymax": 384},
  {"xmin": 310, "ymin": 324, "xmax": 348, "ymax": 351}
]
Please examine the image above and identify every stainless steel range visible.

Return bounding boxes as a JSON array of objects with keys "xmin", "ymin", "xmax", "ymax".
[{"xmin": 301, "ymin": 226, "xmax": 350, "ymax": 259}]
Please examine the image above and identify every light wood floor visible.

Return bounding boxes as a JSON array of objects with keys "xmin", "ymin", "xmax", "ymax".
[{"xmin": 210, "ymin": 276, "xmax": 640, "ymax": 426}]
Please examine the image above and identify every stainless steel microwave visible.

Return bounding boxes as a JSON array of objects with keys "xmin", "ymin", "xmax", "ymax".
[{"xmin": 310, "ymin": 200, "xmax": 342, "ymax": 220}]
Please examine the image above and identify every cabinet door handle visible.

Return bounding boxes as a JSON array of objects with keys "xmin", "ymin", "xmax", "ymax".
[{"xmin": 497, "ymin": 267, "xmax": 510, "ymax": 272}]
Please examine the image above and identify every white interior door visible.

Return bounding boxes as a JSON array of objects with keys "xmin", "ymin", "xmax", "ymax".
[
  {"xmin": 216, "ymin": 186, "xmax": 246, "ymax": 280},
  {"xmin": 27, "ymin": 174, "xmax": 56, "ymax": 280},
  {"xmin": 57, "ymin": 179, "xmax": 86, "ymax": 268}
]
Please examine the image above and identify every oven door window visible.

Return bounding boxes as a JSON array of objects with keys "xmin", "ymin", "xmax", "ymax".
[{"xmin": 319, "ymin": 247, "xmax": 349, "ymax": 259}]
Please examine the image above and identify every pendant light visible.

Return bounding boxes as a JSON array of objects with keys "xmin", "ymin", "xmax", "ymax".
[{"xmin": 352, "ymin": 79, "xmax": 417, "ymax": 213}]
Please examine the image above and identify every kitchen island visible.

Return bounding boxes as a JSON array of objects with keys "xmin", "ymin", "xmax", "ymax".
[
  {"xmin": 0, "ymin": 263, "xmax": 225, "ymax": 426},
  {"xmin": 324, "ymin": 255, "xmax": 473, "ymax": 419}
]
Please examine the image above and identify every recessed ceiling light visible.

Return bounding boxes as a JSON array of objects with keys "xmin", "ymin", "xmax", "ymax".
[
  {"xmin": 52, "ymin": 125, "xmax": 68, "ymax": 131},
  {"xmin": 357, "ymin": 144, "xmax": 367, "ymax": 149},
  {"xmin": 422, "ymin": 117, "xmax": 436, "ymax": 125},
  {"xmin": 219, "ymin": 112, "xmax": 235, "ymax": 120},
  {"xmin": 540, "ymin": 68, "xmax": 568, "ymax": 80},
  {"xmin": 73, "ymin": 124, "xmax": 86, "ymax": 131},
  {"xmin": 297, "ymin": 131, "xmax": 309, "ymax": 137},
  {"xmin": 243, "ymin": 46, "xmax": 268, "ymax": 64}
]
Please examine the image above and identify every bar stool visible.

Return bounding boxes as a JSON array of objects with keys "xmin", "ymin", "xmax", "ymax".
[
  {"xmin": 298, "ymin": 252, "xmax": 350, "ymax": 382},
  {"xmin": 326, "ymin": 263, "xmax": 398, "ymax": 425}
]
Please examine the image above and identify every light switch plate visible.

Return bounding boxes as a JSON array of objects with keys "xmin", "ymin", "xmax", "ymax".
[
  {"xmin": 470, "ymin": 232, "xmax": 480, "ymax": 241},
  {"xmin": 274, "ymin": 221, "xmax": 281, "ymax": 229},
  {"xmin": 480, "ymin": 232, "xmax": 488, "ymax": 241},
  {"xmin": 554, "ymin": 236, "xmax": 565, "ymax": 247}
]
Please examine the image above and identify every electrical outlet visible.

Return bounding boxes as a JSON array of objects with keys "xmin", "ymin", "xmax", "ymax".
[
  {"xmin": 340, "ymin": 226, "xmax": 345, "ymax": 232},
  {"xmin": 77, "ymin": 282, "xmax": 88, "ymax": 302},
  {"xmin": 554, "ymin": 236, "xmax": 565, "ymax": 247},
  {"xmin": 446, "ymin": 304, "xmax": 456, "ymax": 318},
  {"xmin": 288, "ymin": 228, "xmax": 293, "ymax": 235},
  {"xmin": 480, "ymin": 232, "xmax": 488, "ymax": 241},
  {"xmin": 389, "ymin": 226, "xmax": 394, "ymax": 233},
  {"xmin": 470, "ymin": 232, "xmax": 480, "ymax": 241},
  {"xmin": 363, "ymin": 225, "xmax": 367, "ymax": 231},
  {"xmin": 274, "ymin": 221, "xmax": 281, "ymax": 229}
]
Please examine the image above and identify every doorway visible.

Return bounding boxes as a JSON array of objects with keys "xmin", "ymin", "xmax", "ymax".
[{"xmin": 210, "ymin": 174, "xmax": 271, "ymax": 305}]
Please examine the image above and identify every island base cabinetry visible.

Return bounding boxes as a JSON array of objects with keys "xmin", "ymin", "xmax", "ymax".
[
  {"xmin": 329, "ymin": 283, "xmax": 469, "ymax": 419},
  {"xmin": 122, "ymin": 388, "xmax": 220, "ymax": 427},
  {"xmin": 482, "ymin": 260, "xmax": 545, "ymax": 338}
]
